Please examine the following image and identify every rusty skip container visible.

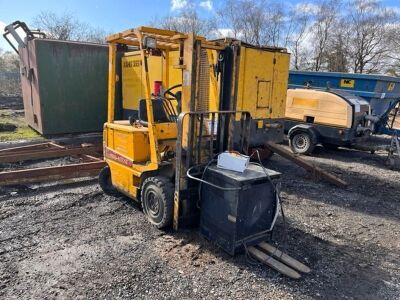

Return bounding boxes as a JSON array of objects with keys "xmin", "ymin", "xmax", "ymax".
[{"xmin": 3, "ymin": 21, "xmax": 111, "ymax": 136}]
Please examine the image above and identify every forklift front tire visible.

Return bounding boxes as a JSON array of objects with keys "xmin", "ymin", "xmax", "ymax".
[
  {"xmin": 289, "ymin": 131, "xmax": 315, "ymax": 154},
  {"xmin": 99, "ymin": 166, "xmax": 119, "ymax": 196},
  {"xmin": 141, "ymin": 176, "xmax": 174, "ymax": 229}
]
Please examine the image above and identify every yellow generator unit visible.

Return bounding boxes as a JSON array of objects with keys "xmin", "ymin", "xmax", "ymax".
[
  {"xmin": 121, "ymin": 40, "xmax": 290, "ymax": 149},
  {"xmin": 285, "ymin": 88, "xmax": 377, "ymax": 154},
  {"xmin": 222, "ymin": 41, "xmax": 290, "ymax": 148}
]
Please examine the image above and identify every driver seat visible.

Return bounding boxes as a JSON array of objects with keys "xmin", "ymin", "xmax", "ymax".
[{"xmin": 138, "ymin": 98, "xmax": 171, "ymax": 125}]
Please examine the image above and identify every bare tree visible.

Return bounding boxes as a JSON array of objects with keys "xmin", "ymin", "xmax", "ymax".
[
  {"xmin": 310, "ymin": 0, "xmax": 340, "ymax": 71},
  {"xmin": 0, "ymin": 49, "xmax": 19, "ymax": 72},
  {"xmin": 386, "ymin": 24, "xmax": 400, "ymax": 76},
  {"xmin": 157, "ymin": 9, "xmax": 217, "ymax": 37},
  {"xmin": 346, "ymin": 0, "xmax": 396, "ymax": 73},
  {"xmin": 0, "ymin": 49, "xmax": 21, "ymax": 96},
  {"xmin": 237, "ymin": 0, "xmax": 266, "ymax": 45},
  {"xmin": 32, "ymin": 11, "xmax": 107, "ymax": 43},
  {"xmin": 217, "ymin": 0, "xmax": 244, "ymax": 39},
  {"xmin": 325, "ymin": 28, "xmax": 351, "ymax": 72},
  {"xmin": 218, "ymin": 0, "xmax": 287, "ymax": 46},
  {"xmin": 264, "ymin": 3, "xmax": 286, "ymax": 47},
  {"xmin": 285, "ymin": 7, "xmax": 313, "ymax": 70},
  {"xmin": 218, "ymin": 0, "xmax": 266, "ymax": 45}
]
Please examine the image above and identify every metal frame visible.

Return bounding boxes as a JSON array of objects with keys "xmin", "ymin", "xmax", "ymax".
[
  {"xmin": 3, "ymin": 21, "xmax": 46, "ymax": 54},
  {"xmin": 173, "ymin": 110, "xmax": 251, "ymax": 229},
  {"xmin": 0, "ymin": 142, "xmax": 104, "ymax": 186}
]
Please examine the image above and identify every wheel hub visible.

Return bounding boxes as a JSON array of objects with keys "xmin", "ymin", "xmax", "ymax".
[
  {"xmin": 147, "ymin": 191, "xmax": 160, "ymax": 216},
  {"xmin": 294, "ymin": 134, "xmax": 309, "ymax": 150}
]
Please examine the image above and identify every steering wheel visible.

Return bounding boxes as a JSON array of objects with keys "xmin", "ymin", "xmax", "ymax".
[{"xmin": 163, "ymin": 84, "xmax": 182, "ymax": 100}]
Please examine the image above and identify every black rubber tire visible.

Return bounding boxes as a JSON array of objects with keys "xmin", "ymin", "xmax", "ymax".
[
  {"xmin": 323, "ymin": 143, "xmax": 339, "ymax": 150},
  {"xmin": 98, "ymin": 166, "xmax": 119, "ymax": 196},
  {"xmin": 141, "ymin": 176, "xmax": 174, "ymax": 229},
  {"xmin": 289, "ymin": 131, "xmax": 315, "ymax": 154}
]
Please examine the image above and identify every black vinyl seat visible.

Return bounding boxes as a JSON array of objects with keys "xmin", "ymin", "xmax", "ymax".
[{"xmin": 138, "ymin": 98, "xmax": 171, "ymax": 125}]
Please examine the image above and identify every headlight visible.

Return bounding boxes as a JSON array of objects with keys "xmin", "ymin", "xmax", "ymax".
[{"xmin": 143, "ymin": 36, "xmax": 156, "ymax": 49}]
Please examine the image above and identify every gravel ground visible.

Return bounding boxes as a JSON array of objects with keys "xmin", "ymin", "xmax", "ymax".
[{"xmin": 0, "ymin": 142, "xmax": 399, "ymax": 299}]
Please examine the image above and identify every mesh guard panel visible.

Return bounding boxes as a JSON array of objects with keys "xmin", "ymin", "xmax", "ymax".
[{"xmin": 197, "ymin": 49, "xmax": 210, "ymax": 112}]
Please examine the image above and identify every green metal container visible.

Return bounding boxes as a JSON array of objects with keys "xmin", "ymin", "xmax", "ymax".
[{"xmin": 19, "ymin": 39, "xmax": 109, "ymax": 135}]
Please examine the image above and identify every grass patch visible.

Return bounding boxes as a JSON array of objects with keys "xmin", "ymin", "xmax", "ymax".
[{"xmin": 0, "ymin": 109, "xmax": 41, "ymax": 142}]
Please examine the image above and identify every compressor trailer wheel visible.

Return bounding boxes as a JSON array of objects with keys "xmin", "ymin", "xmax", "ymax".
[
  {"xmin": 141, "ymin": 176, "xmax": 174, "ymax": 228},
  {"xmin": 290, "ymin": 131, "xmax": 315, "ymax": 154}
]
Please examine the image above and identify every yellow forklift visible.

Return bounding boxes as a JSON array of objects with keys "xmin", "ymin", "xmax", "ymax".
[{"xmin": 99, "ymin": 27, "xmax": 309, "ymax": 278}]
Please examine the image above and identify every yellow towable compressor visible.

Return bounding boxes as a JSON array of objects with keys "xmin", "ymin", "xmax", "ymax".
[{"xmin": 285, "ymin": 88, "xmax": 378, "ymax": 154}]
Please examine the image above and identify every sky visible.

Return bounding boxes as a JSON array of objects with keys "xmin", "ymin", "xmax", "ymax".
[{"xmin": 0, "ymin": 0, "xmax": 399, "ymax": 51}]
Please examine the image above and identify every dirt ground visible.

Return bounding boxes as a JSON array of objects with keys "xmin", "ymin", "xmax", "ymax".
[{"xmin": 0, "ymin": 138, "xmax": 399, "ymax": 299}]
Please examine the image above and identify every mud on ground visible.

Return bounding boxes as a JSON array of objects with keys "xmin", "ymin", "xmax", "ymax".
[{"xmin": 0, "ymin": 143, "xmax": 399, "ymax": 299}]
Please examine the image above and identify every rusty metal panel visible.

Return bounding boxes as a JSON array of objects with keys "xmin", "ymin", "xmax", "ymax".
[{"xmin": 19, "ymin": 40, "xmax": 44, "ymax": 133}]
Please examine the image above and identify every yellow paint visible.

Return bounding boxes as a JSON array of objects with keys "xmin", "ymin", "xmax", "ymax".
[
  {"xmin": 340, "ymin": 79, "xmax": 355, "ymax": 88},
  {"xmin": 286, "ymin": 89, "xmax": 352, "ymax": 128},
  {"xmin": 135, "ymin": 28, "xmax": 160, "ymax": 167},
  {"xmin": 292, "ymin": 98, "xmax": 319, "ymax": 107},
  {"xmin": 106, "ymin": 123, "xmax": 150, "ymax": 162},
  {"xmin": 388, "ymin": 82, "xmax": 396, "ymax": 91},
  {"xmin": 107, "ymin": 43, "xmax": 117, "ymax": 122},
  {"xmin": 107, "ymin": 159, "xmax": 139, "ymax": 197},
  {"xmin": 155, "ymin": 123, "xmax": 177, "ymax": 140},
  {"xmin": 236, "ymin": 47, "xmax": 290, "ymax": 120},
  {"xmin": 122, "ymin": 51, "xmax": 181, "ymax": 110}
]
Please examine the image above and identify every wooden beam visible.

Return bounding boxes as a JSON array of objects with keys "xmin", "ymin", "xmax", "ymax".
[
  {"xmin": 258, "ymin": 242, "xmax": 311, "ymax": 274},
  {"xmin": 247, "ymin": 246, "xmax": 301, "ymax": 279},
  {"xmin": 265, "ymin": 142, "xmax": 348, "ymax": 188}
]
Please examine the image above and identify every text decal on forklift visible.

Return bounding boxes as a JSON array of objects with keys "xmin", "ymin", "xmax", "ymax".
[
  {"xmin": 123, "ymin": 60, "xmax": 141, "ymax": 68},
  {"xmin": 104, "ymin": 147, "xmax": 133, "ymax": 167}
]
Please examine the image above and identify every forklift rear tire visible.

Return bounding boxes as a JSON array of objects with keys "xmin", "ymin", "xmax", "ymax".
[
  {"xmin": 141, "ymin": 176, "xmax": 174, "ymax": 229},
  {"xmin": 99, "ymin": 166, "xmax": 119, "ymax": 196},
  {"xmin": 289, "ymin": 131, "xmax": 315, "ymax": 154}
]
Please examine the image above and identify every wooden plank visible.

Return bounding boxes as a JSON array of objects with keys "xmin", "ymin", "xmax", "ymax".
[
  {"xmin": 258, "ymin": 242, "xmax": 311, "ymax": 274},
  {"xmin": 0, "ymin": 161, "xmax": 105, "ymax": 185},
  {"xmin": 0, "ymin": 145, "xmax": 102, "ymax": 163},
  {"xmin": 247, "ymin": 246, "xmax": 301, "ymax": 279},
  {"xmin": 265, "ymin": 142, "xmax": 348, "ymax": 188}
]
